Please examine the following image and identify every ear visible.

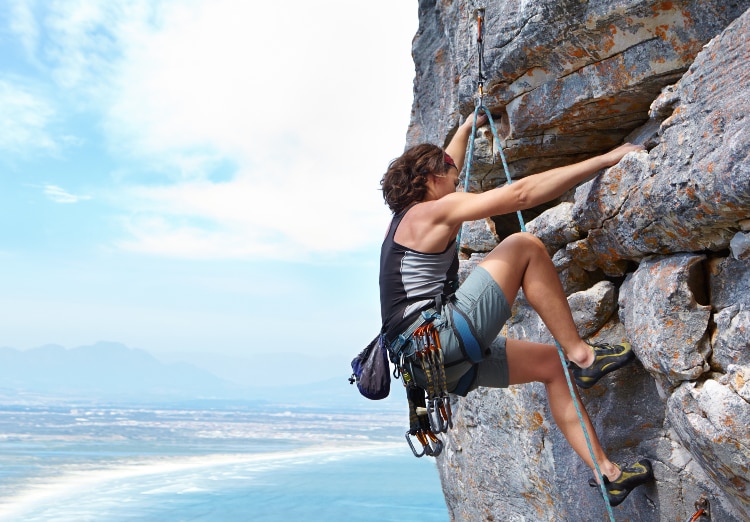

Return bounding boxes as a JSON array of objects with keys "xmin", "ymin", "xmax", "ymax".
[{"xmin": 425, "ymin": 172, "xmax": 442, "ymax": 188}]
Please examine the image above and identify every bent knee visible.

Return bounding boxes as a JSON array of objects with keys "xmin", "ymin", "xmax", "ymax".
[{"xmin": 497, "ymin": 232, "xmax": 546, "ymax": 255}]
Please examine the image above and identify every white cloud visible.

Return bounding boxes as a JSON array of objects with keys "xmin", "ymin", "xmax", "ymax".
[
  {"xmin": 7, "ymin": 0, "xmax": 39, "ymax": 61},
  {"xmin": 43, "ymin": 184, "xmax": 92, "ymax": 203},
  {"xmin": 102, "ymin": 0, "xmax": 414, "ymax": 260},
  {"xmin": 104, "ymin": 1, "xmax": 416, "ymax": 165},
  {"xmin": 1, "ymin": 0, "xmax": 130, "ymax": 155},
  {"xmin": 0, "ymin": 78, "xmax": 57, "ymax": 153},
  {"xmin": 115, "ymin": 151, "xmax": 393, "ymax": 260},
  {"xmin": 26, "ymin": 0, "xmax": 143, "ymax": 95},
  {"xmin": 5, "ymin": 0, "xmax": 416, "ymax": 260}
]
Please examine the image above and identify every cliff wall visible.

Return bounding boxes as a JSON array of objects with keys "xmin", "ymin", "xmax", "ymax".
[{"xmin": 405, "ymin": 1, "xmax": 750, "ymax": 520}]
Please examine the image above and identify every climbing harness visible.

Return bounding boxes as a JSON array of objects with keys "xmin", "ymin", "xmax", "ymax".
[{"xmin": 460, "ymin": 8, "xmax": 618, "ymax": 522}]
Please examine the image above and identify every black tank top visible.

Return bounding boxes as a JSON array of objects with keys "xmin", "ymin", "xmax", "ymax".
[{"xmin": 379, "ymin": 206, "xmax": 459, "ymax": 340}]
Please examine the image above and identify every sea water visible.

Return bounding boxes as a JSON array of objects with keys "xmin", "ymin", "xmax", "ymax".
[{"xmin": 0, "ymin": 400, "xmax": 448, "ymax": 521}]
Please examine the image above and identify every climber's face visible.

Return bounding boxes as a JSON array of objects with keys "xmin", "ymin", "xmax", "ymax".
[
  {"xmin": 429, "ymin": 165, "xmax": 460, "ymax": 198},
  {"xmin": 443, "ymin": 152, "xmax": 460, "ymax": 191}
]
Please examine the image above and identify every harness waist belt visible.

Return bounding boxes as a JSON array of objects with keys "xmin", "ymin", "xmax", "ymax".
[{"xmin": 388, "ymin": 308, "xmax": 439, "ymax": 357}]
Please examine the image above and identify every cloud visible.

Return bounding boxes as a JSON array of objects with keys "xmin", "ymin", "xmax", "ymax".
[
  {"xmin": 12, "ymin": 0, "xmax": 138, "ymax": 96},
  {"xmin": 43, "ymin": 184, "xmax": 92, "ymax": 203},
  {"xmin": 1, "ymin": 0, "xmax": 127, "ymax": 156},
  {"xmin": 103, "ymin": 1, "xmax": 416, "ymax": 168},
  {"xmin": 114, "ymin": 149, "xmax": 393, "ymax": 260},
  {"xmin": 101, "ymin": 0, "xmax": 414, "ymax": 260},
  {"xmin": 4, "ymin": 0, "xmax": 416, "ymax": 260},
  {"xmin": 6, "ymin": 0, "xmax": 39, "ymax": 60},
  {"xmin": 0, "ymin": 78, "xmax": 57, "ymax": 154}
]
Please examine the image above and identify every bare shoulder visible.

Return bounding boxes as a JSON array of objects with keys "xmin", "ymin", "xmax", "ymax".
[{"xmin": 395, "ymin": 201, "xmax": 461, "ymax": 252}]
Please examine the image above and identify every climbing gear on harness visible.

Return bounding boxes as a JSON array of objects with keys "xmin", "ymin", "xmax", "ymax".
[
  {"xmin": 389, "ymin": 308, "xmax": 440, "ymax": 373},
  {"xmin": 405, "ymin": 385, "xmax": 444, "ymax": 457},
  {"xmin": 380, "ymin": 303, "xmax": 459, "ymax": 457},
  {"xmin": 461, "ymin": 9, "xmax": 621, "ymax": 521},
  {"xmin": 568, "ymin": 341, "xmax": 635, "ymax": 389},
  {"xmin": 414, "ymin": 322, "xmax": 453, "ymax": 433},
  {"xmin": 587, "ymin": 459, "xmax": 653, "ymax": 507},
  {"xmin": 349, "ymin": 304, "xmax": 457, "ymax": 456},
  {"xmin": 391, "ymin": 313, "xmax": 455, "ymax": 458}
]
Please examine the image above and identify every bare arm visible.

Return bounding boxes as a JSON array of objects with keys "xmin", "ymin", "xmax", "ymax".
[
  {"xmin": 430, "ymin": 143, "xmax": 645, "ymax": 225},
  {"xmin": 444, "ymin": 113, "xmax": 488, "ymax": 173}
]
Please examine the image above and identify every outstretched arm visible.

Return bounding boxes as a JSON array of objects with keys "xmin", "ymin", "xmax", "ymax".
[
  {"xmin": 444, "ymin": 113, "xmax": 488, "ymax": 173},
  {"xmin": 433, "ymin": 142, "xmax": 645, "ymax": 224}
]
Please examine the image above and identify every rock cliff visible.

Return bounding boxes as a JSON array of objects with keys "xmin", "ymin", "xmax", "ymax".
[{"xmin": 405, "ymin": 1, "xmax": 750, "ymax": 520}]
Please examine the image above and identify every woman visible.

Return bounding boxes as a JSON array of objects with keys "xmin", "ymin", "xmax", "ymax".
[{"xmin": 379, "ymin": 114, "xmax": 653, "ymax": 506}]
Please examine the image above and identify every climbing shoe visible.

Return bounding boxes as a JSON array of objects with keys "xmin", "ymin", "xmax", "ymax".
[
  {"xmin": 569, "ymin": 341, "xmax": 635, "ymax": 389},
  {"xmin": 589, "ymin": 458, "xmax": 654, "ymax": 507}
]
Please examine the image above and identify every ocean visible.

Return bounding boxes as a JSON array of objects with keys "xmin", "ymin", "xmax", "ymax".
[{"xmin": 0, "ymin": 399, "xmax": 449, "ymax": 521}]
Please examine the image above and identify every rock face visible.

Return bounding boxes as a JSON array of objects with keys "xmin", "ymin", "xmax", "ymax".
[{"xmin": 405, "ymin": 1, "xmax": 750, "ymax": 520}]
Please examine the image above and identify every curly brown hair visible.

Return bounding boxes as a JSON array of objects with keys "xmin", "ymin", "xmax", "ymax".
[{"xmin": 380, "ymin": 144, "xmax": 451, "ymax": 214}]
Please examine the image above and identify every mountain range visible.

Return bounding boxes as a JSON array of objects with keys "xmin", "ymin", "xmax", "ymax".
[{"xmin": 0, "ymin": 341, "xmax": 402, "ymax": 411}]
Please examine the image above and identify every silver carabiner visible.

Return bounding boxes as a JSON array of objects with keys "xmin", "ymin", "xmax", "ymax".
[
  {"xmin": 427, "ymin": 398, "xmax": 446, "ymax": 433},
  {"xmin": 405, "ymin": 430, "xmax": 426, "ymax": 458},
  {"xmin": 423, "ymin": 430, "xmax": 444, "ymax": 457}
]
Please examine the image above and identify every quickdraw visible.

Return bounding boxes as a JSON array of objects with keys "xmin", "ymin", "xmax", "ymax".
[
  {"xmin": 398, "ymin": 322, "xmax": 454, "ymax": 458},
  {"xmin": 415, "ymin": 323, "xmax": 453, "ymax": 434}
]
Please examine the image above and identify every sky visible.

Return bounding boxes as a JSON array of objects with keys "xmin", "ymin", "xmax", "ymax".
[{"xmin": 0, "ymin": 0, "xmax": 418, "ymax": 374}]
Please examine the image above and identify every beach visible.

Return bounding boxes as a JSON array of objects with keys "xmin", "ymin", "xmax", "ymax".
[{"xmin": 0, "ymin": 400, "xmax": 448, "ymax": 521}]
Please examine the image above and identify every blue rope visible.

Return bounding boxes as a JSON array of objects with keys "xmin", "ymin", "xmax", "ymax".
[{"xmin": 460, "ymin": 103, "xmax": 616, "ymax": 522}]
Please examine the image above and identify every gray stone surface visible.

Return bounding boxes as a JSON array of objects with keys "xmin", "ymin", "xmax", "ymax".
[
  {"xmin": 410, "ymin": 0, "xmax": 750, "ymax": 185},
  {"xmin": 525, "ymin": 202, "xmax": 580, "ymax": 255},
  {"xmin": 618, "ymin": 254, "xmax": 712, "ymax": 394},
  {"xmin": 667, "ymin": 379, "xmax": 750, "ymax": 515},
  {"xmin": 459, "ymin": 218, "xmax": 499, "ymax": 255},
  {"xmin": 405, "ymin": 1, "xmax": 750, "ymax": 520}
]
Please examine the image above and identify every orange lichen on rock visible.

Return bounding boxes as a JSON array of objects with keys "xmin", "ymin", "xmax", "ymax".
[
  {"xmin": 529, "ymin": 411, "xmax": 544, "ymax": 430},
  {"xmin": 654, "ymin": 24, "xmax": 672, "ymax": 41},
  {"xmin": 654, "ymin": 1, "xmax": 675, "ymax": 12},
  {"xmin": 602, "ymin": 29, "xmax": 616, "ymax": 53}
]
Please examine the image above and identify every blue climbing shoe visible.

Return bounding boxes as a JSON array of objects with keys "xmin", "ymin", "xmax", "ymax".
[
  {"xmin": 570, "ymin": 341, "xmax": 635, "ymax": 389},
  {"xmin": 589, "ymin": 458, "xmax": 653, "ymax": 507}
]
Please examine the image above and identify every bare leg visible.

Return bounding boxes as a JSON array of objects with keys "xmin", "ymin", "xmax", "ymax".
[
  {"xmin": 478, "ymin": 232, "xmax": 594, "ymax": 367},
  {"xmin": 506, "ymin": 338, "xmax": 620, "ymax": 480}
]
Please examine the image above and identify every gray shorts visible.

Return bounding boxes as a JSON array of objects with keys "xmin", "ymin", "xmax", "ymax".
[{"xmin": 412, "ymin": 266, "xmax": 511, "ymax": 396}]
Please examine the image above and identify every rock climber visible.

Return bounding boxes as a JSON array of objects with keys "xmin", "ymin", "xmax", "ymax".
[{"xmin": 379, "ymin": 112, "xmax": 654, "ymax": 506}]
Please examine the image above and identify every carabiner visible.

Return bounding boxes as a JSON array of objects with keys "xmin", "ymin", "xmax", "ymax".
[
  {"xmin": 405, "ymin": 430, "xmax": 426, "ymax": 458},
  {"xmin": 424, "ymin": 430, "xmax": 444, "ymax": 457},
  {"xmin": 429, "ymin": 397, "xmax": 453, "ymax": 433},
  {"xmin": 440, "ymin": 396, "xmax": 453, "ymax": 430},
  {"xmin": 397, "ymin": 352, "xmax": 413, "ymax": 385},
  {"xmin": 427, "ymin": 397, "xmax": 445, "ymax": 433}
]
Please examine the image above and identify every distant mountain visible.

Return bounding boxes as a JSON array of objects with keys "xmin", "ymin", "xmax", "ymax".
[
  {"xmin": 0, "ymin": 342, "xmax": 400, "ymax": 411},
  {"xmin": 0, "ymin": 342, "xmax": 239, "ymax": 400},
  {"xmin": 154, "ymin": 350, "xmax": 350, "ymax": 388}
]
